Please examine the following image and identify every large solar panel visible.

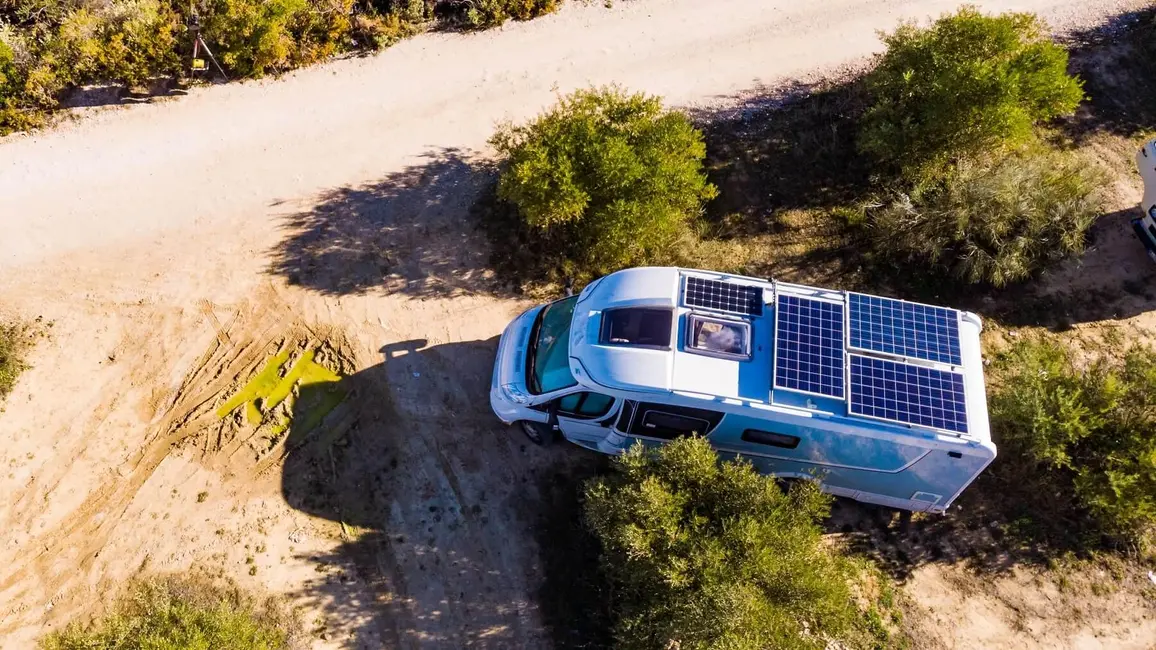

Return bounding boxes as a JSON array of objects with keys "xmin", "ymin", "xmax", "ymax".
[
  {"xmin": 849, "ymin": 355, "xmax": 968, "ymax": 433},
  {"xmin": 774, "ymin": 295, "xmax": 845, "ymax": 398},
  {"xmin": 848, "ymin": 294, "xmax": 962, "ymax": 366},
  {"xmin": 684, "ymin": 277, "xmax": 763, "ymax": 316}
]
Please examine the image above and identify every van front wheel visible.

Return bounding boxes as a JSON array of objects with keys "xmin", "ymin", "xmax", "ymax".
[{"xmin": 519, "ymin": 420, "xmax": 556, "ymax": 446}]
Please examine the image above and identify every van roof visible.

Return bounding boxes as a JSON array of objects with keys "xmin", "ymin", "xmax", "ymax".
[{"xmin": 568, "ymin": 267, "xmax": 991, "ymax": 445}]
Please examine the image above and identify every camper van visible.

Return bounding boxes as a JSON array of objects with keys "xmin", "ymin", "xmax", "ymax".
[
  {"xmin": 490, "ymin": 267, "xmax": 996, "ymax": 513},
  {"xmin": 1136, "ymin": 138, "xmax": 1156, "ymax": 263}
]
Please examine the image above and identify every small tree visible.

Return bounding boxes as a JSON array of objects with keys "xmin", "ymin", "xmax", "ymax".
[
  {"xmin": 990, "ymin": 336, "xmax": 1156, "ymax": 550},
  {"xmin": 867, "ymin": 148, "xmax": 1105, "ymax": 286},
  {"xmin": 859, "ymin": 7, "xmax": 1083, "ymax": 178},
  {"xmin": 491, "ymin": 87, "xmax": 717, "ymax": 280},
  {"xmin": 583, "ymin": 437, "xmax": 883, "ymax": 650}
]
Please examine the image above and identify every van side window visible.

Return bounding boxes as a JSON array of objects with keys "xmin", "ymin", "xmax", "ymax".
[
  {"xmin": 629, "ymin": 403, "xmax": 724, "ymax": 440},
  {"xmin": 741, "ymin": 429, "xmax": 800, "ymax": 449},
  {"xmin": 615, "ymin": 400, "xmax": 638, "ymax": 431},
  {"xmin": 555, "ymin": 392, "xmax": 615, "ymax": 419}
]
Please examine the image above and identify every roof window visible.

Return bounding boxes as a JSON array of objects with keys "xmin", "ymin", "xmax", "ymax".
[{"xmin": 686, "ymin": 315, "xmax": 750, "ymax": 359}]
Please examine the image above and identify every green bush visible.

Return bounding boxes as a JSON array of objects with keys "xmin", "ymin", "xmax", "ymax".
[
  {"xmin": 866, "ymin": 148, "xmax": 1105, "ymax": 287},
  {"xmin": 583, "ymin": 437, "xmax": 892, "ymax": 650},
  {"xmin": 287, "ymin": 0, "xmax": 357, "ymax": 65},
  {"xmin": 351, "ymin": 10, "xmax": 420, "ymax": 49},
  {"xmin": 0, "ymin": 35, "xmax": 25, "ymax": 125},
  {"xmin": 990, "ymin": 336, "xmax": 1156, "ymax": 550},
  {"xmin": 491, "ymin": 87, "xmax": 717, "ymax": 281},
  {"xmin": 94, "ymin": 0, "xmax": 183, "ymax": 87},
  {"xmin": 40, "ymin": 573, "xmax": 300, "ymax": 650},
  {"xmin": 860, "ymin": 7, "xmax": 1083, "ymax": 178},
  {"xmin": 456, "ymin": 0, "xmax": 558, "ymax": 29},
  {"xmin": 201, "ymin": 0, "xmax": 309, "ymax": 77}
]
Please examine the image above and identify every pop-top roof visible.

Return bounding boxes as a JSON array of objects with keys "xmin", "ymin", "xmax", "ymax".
[{"xmin": 567, "ymin": 267, "xmax": 990, "ymax": 443}]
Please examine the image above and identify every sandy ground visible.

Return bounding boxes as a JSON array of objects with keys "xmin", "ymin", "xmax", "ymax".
[{"xmin": 2, "ymin": 0, "xmax": 1155, "ymax": 648}]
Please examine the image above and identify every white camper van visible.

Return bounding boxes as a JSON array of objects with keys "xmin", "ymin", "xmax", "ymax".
[
  {"xmin": 490, "ymin": 267, "xmax": 997, "ymax": 513},
  {"xmin": 1135, "ymin": 138, "xmax": 1156, "ymax": 263}
]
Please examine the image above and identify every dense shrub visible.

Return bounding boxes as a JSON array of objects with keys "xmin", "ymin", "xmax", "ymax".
[
  {"xmin": 583, "ymin": 437, "xmax": 893, "ymax": 650},
  {"xmin": 454, "ymin": 0, "xmax": 557, "ymax": 29},
  {"xmin": 860, "ymin": 7, "xmax": 1083, "ymax": 178},
  {"xmin": 292, "ymin": 0, "xmax": 356, "ymax": 63},
  {"xmin": 990, "ymin": 336, "xmax": 1156, "ymax": 550},
  {"xmin": 201, "ymin": 0, "xmax": 310, "ymax": 77},
  {"xmin": 866, "ymin": 148, "xmax": 1105, "ymax": 286},
  {"xmin": 0, "ymin": 34, "xmax": 32, "ymax": 128},
  {"xmin": 0, "ymin": 320, "xmax": 29, "ymax": 401},
  {"xmin": 40, "ymin": 573, "xmax": 301, "ymax": 650},
  {"xmin": 94, "ymin": 0, "xmax": 182, "ymax": 87},
  {"xmin": 490, "ymin": 87, "xmax": 717, "ymax": 280}
]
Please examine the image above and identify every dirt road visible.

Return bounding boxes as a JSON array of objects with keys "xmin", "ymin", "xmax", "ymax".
[{"xmin": 0, "ymin": 0, "xmax": 1152, "ymax": 648}]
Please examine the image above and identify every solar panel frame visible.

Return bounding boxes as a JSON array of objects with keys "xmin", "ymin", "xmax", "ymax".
[
  {"xmin": 847, "ymin": 293, "xmax": 963, "ymax": 366},
  {"xmin": 773, "ymin": 294, "xmax": 846, "ymax": 399},
  {"xmin": 848, "ymin": 354, "xmax": 969, "ymax": 434},
  {"xmin": 684, "ymin": 276, "xmax": 764, "ymax": 317}
]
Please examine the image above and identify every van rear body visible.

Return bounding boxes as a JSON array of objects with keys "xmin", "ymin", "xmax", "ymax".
[{"xmin": 1135, "ymin": 138, "xmax": 1156, "ymax": 262}]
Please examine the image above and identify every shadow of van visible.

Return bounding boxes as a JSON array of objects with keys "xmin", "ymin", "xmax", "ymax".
[{"xmin": 277, "ymin": 336, "xmax": 575, "ymax": 647}]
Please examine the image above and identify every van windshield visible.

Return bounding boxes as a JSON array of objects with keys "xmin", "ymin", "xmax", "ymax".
[{"xmin": 527, "ymin": 296, "xmax": 578, "ymax": 394}]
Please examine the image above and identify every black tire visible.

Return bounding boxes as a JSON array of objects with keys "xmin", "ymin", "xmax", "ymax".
[{"xmin": 518, "ymin": 420, "xmax": 556, "ymax": 446}]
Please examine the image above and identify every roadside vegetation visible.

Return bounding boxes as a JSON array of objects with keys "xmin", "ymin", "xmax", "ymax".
[
  {"xmin": 0, "ymin": 319, "xmax": 30, "ymax": 402},
  {"xmin": 582, "ymin": 437, "xmax": 903, "ymax": 650},
  {"xmin": 40, "ymin": 572, "xmax": 302, "ymax": 650},
  {"xmin": 986, "ymin": 334, "xmax": 1156, "ymax": 554},
  {"xmin": 0, "ymin": 0, "xmax": 559, "ymax": 134}
]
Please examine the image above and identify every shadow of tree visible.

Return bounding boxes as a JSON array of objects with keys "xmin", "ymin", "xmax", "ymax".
[
  {"xmin": 268, "ymin": 148, "xmax": 504, "ymax": 298},
  {"xmin": 278, "ymin": 337, "xmax": 584, "ymax": 647},
  {"xmin": 835, "ymin": 208, "xmax": 1156, "ymax": 331},
  {"xmin": 824, "ymin": 449, "xmax": 1141, "ymax": 583},
  {"xmin": 1062, "ymin": 6, "xmax": 1156, "ymax": 140},
  {"xmin": 59, "ymin": 79, "xmax": 191, "ymax": 109},
  {"xmin": 530, "ymin": 461, "xmax": 614, "ymax": 650},
  {"xmin": 700, "ymin": 77, "xmax": 874, "ymax": 235}
]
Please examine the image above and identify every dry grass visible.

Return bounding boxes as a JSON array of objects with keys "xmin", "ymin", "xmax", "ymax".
[
  {"xmin": 0, "ymin": 319, "xmax": 30, "ymax": 402},
  {"xmin": 40, "ymin": 571, "xmax": 304, "ymax": 650}
]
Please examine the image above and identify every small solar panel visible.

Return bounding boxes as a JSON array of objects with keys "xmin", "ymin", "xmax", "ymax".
[
  {"xmin": 848, "ymin": 294, "xmax": 962, "ymax": 366},
  {"xmin": 849, "ymin": 355, "xmax": 968, "ymax": 433},
  {"xmin": 774, "ymin": 295, "xmax": 845, "ymax": 398},
  {"xmin": 684, "ymin": 277, "xmax": 763, "ymax": 316}
]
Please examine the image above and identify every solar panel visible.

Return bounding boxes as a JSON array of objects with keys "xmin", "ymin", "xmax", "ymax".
[
  {"xmin": 774, "ymin": 295, "xmax": 845, "ymax": 398},
  {"xmin": 848, "ymin": 294, "xmax": 962, "ymax": 366},
  {"xmin": 849, "ymin": 355, "xmax": 968, "ymax": 433},
  {"xmin": 684, "ymin": 277, "xmax": 764, "ymax": 316}
]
